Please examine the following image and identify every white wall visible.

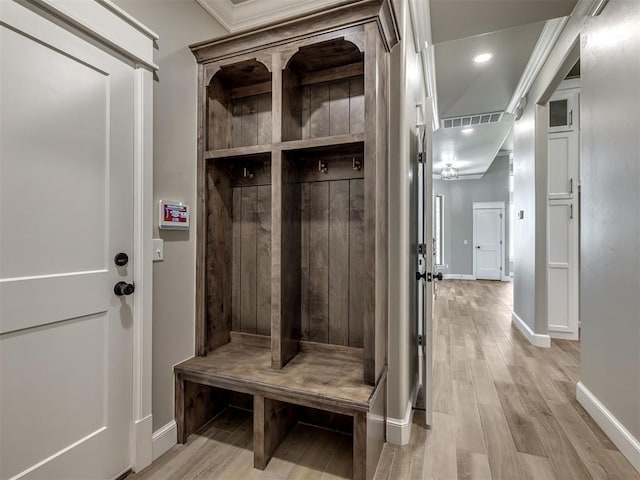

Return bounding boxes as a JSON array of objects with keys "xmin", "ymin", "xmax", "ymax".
[
  {"xmin": 580, "ymin": 0, "xmax": 640, "ymax": 458},
  {"xmin": 387, "ymin": 0, "xmax": 427, "ymax": 443},
  {"xmin": 434, "ymin": 155, "xmax": 510, "ymax": 276},
  {"xmin": 113, "ymin": 0, "xmax": 225, "ymax": 431}
]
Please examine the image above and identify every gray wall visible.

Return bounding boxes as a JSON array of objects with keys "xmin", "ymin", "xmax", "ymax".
[
  {"xmin": 512, "ymin": 1, "xmax": 590, "ymax": 333},
  {"xmin": 581, "ymin": 0, "xmax": 640, "ymax": 441},
  {"xmin": 113, "ymin": 0, "xmax": 225, "ymax": 431},
  {"xmin": 388, "ymin": 0, "xmax": 425, "ymax": 431},
  {"xmin": 434, "ymin": 155, "xmax": 510, "ymax": 276}
]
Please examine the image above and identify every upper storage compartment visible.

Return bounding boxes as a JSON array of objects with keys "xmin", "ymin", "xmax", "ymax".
[
  {"xmin": 206, "ymin": 59, "xmax": 272, "ymax": 152},
  {"xmin": 282, "ymin": 39, "xmax": 365, "ymax": 142}
]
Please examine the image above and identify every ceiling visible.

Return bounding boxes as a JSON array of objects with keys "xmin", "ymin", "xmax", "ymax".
[
  {"xmin": 196, "ymin": 0, "xmax": 345, "ymax": 32},
  {"xmin": 429, "ymin": 0, "xmax": 578, "ymax": 178},
  {"xmin": 433, "ymin": 114, "xmax": 514, "ymax": 178},
  {"xmin": 435, "ymin": 21, "xmax": 545, "ymax": 119}
]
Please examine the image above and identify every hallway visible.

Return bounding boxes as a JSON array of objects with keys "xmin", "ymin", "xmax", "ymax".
[
  {"xmin": 132, "ymin": 280, "xmax": 638, "ymax": 480},
  {"xmin": 378, "ymin": 280, "xmax": 639, "ymax": 480}
]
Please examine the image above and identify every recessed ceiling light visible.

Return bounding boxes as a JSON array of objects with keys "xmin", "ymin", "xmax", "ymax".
[
  {"xmin": 474, "ymin": 52, "xmax": 493, "ymax": 64},
  {"xmin": 462, "ymin": 128, "xmax": 474, "ymax": 134}
]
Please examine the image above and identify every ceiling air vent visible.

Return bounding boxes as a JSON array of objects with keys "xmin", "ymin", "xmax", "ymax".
[{"xmin": 441, "ymin": 112, "xmax": 504, "ymax": 129}]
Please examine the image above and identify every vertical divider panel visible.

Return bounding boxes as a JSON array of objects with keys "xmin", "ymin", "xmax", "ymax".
[
  {"xmin": 271, "ymin": 151, "xmax": 301, "ymax": 368},
  {"xmin": 256, "ymin": 185, "xmax": 272, "ymax": 336},
  {"xmin": 375, "ymin": 34, "xmax": 389, "ymax": 379},
  {"xmin": 363, "ymin": 23, "xmax": 379, "ymax": 385}
]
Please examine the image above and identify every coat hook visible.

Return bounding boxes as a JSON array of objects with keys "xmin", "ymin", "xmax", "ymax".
[
  {"xmin": 318, "ymin": 160, "xmax": 328, "ymax": 173},
  {"xmin": 243, "ymin": 167, "xmax": 254, "ymax": 179},
  {"xmin": 352, "ymin": 157, "xmax": 362, "ymax": 171}
]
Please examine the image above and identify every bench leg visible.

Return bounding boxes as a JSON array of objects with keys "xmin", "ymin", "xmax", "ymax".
[
  {"xmin": 254, "ymin": 395, "xmax": 297, "ymax": 470},
  {"xmin": 175, "ymin": 374, "xmax": 187, "ymax": 444},
  {"xmin": 353, "ymin": 412, "xmax": 367, "ymax": 480}
]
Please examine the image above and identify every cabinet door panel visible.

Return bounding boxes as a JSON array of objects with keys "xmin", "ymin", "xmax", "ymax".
[{"xmin": 548, "ymin": 131, "xmax": 578, "ymax": 200}]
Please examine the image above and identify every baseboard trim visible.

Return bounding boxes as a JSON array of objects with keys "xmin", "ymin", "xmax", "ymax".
[
  {"xmin": 501, "ymin": 276, "xmax": 513, "ymax": 282},
  {"xmin": 152, "ymin": 420, "xmax": 177, "ymax": 461},
  {"xmin": 549, "ymin": 330, "xmax": 579, "ymax": 341},
  {"xmin": 442, "ymin": 274, "xmax": 476, "ymax": 280},
  {"xmin": 387, "ymin": 374, "xmax": 419, "ymax": 446},
  {"xmin": 133, "ymin": 414, "xmax": 153, "ymax": 472},
  {"xmin": 511, "ymin": 311, "xmax": 551, "ymax": 348},
  {"xmin": 577, "ymin": 382, "xmax": 640, "ymax": 473}
]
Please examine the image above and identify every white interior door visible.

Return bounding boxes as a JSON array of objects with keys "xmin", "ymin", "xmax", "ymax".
[
  {"xmin": 418, "ymin": 104, "xmax": 434, "ymax": 426},
  {"xmin": 474, "ymin": 207, "xmax": 503, "ymax": 280},
  {"xmin": 0, "ymin": 3, "xmax": 135, "ymax": 479}
]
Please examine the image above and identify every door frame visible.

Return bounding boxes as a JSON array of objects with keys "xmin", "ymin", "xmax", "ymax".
[
  {"xmin": 19, "ymin": 0, "xmax": 158, "ymax": 473},
  {"xmin": 472, "ymin": 201, "xmax": 506, "ymax": 280}
]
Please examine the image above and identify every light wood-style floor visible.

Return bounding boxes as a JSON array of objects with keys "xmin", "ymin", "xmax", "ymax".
[{"xmin": 131, "ymin": 280, "xmax": 639, "ymax": 480}]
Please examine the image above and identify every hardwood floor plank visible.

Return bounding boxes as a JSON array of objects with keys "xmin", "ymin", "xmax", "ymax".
[
  {"xmin": 453, "ymin": 379, "xmax": 486, "ymax": 454},
  {"xmin": 493, "ymin": 382, "xmax": 547, "ymax": 457},
  {"xmin": 518, "ymin": 452, "xmax": 558, "ymax": 480},
  {"xmin": 423, "ymin": 412, "xmax": 458, "ymax": 480},
  {"xmin": 456, "ymin": 450, "xmax": 492, "ymax": 480},
  {"xmin": 477, "ymin": 403, "xmax": 526, "ymax": 480}
]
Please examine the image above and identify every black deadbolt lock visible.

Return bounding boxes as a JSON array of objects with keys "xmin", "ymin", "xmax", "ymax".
[
  {"xmin": 114, "ymin": 282, "xmax": 135, "ymax": 296},
  {"xmin": 114, "ymin": 253, "xmax": 129, "ymax": 267}
]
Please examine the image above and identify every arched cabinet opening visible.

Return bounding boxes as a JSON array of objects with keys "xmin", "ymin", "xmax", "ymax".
[
  {"xmin": 282, "ymin": 39, "xmax": 365, "ymax": 142},
  {"xmin": 206, "ymin": 59, "xmax": 272, "ymax": 151}
]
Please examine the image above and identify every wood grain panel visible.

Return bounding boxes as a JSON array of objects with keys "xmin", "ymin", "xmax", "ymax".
[
  {"xmin": 309, "ymin": 182, "xmax": 329, "ymax": 343},
  {"xmin": 271, "ymin": 152, "xmax": 301, "ymax": 368},
  {"xmin": 207, "ymin": 78, "xmax": 231, "ymax": 151},
  {"xmin": 206, "ymin": 166, "xmax": 233, "ymax": 352},
  {"xmin": 329, "ymin": 79, "xmax": 350, "ymax": 136},
  {"xmin": 254, "ymin": 396, "xmax": 298, "ymax": 470},
  {"xmin": 282, "ymin": 69, "xmax": 302, "ymax": 141},
  {"xmin": 350, "ymin": 76, "xmax": 365, "ymax": 134},
  {"xmin": 256, "ymin": 185, "xmax": 272, "ymax": 336},
  {"xmin": 300, "ymin": 183, "xmax": 311, "ymax": 341},
  {"xmin": 240, "ymin": 96, "xmax": 258, "ymax": 147},
  {"xmin": 308, "ymin": 83, "xmax": 330, "ymax": 139},
  {"xmin": 362, "ymin": 22, "xmax": 378, "ymax": 385},
  {"xmin": 231, "ymin": 189, "xmax": 242, "ymax": 332},
  {"xmin": 231, "ymin": 101, "xmax": 242, "ymax": 149},
  {"xmin": 240, "ymin": 186, "xmax": 257, "ymax": 333},
  {"xmin": 329, "ymin": 180, "xmax": 350, "ymax": 345},
  {"xmin": 349, "ymin": 179, "xmax": 365, "ymax": 348},
  {"xmin": 257, "ymin": 93, "xmax": 272, "ymax": 145}
]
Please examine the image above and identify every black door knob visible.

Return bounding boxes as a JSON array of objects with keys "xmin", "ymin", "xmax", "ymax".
[
  {"xmin": 476, "ymin": 246, "xmax": 481, "ymax": 249},
  {"xmin": 434, "ymin": 272, "xmax": 443, "ymax": 281},
  {"xmin": 114, "ymin": 282, "xmax": 135, "ymax": 296},
  {"xmin": 416, "ymin": 271, "xmax": 426, "ymax": 281},
  {"xmin": 114, "ymin": 253, "xmax": 129, "ymax": 266}
]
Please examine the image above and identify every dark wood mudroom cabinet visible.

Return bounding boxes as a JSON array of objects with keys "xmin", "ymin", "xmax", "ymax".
[{"xmin": 174, "ymin": 3, "xmax": 398, "ymax": 478}]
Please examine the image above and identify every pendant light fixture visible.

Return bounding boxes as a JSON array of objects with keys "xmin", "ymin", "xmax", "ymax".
[{"xmin": 441, "ymin": 163, "xmax": 459, "ymax": 180}]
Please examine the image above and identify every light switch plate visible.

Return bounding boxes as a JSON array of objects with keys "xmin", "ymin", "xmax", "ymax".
[{"xmin": 153, "ymin": 238, "xmax": 164, "ymax": 262}]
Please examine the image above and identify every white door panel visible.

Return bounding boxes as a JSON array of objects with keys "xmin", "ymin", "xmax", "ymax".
[
  {"xmin": 547, "ymin": 201, "xmax": 578, "ymax": 339},
  {"xmin": 548, "ymin": 131, "xmax": 578, "ymax": 200},
  {"xmin": 474, "ymin": 208, "xmax": 503, "ymax": 280},
  {"xmin": 0, "ymin": 2, "xmax": 134, "ymax": 478}
]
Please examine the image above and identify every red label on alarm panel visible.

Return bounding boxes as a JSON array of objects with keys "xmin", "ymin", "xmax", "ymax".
[{"xmin": 163, "ymin": 204, "xmax": 188, "ymax": 223}]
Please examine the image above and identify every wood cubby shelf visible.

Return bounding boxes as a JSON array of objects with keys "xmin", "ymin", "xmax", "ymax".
[{"xmin": 185, "ymin": 2, "xmax": 398, "ymax": 479}]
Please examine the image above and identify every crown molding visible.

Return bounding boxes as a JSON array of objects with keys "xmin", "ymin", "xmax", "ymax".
[
  {"xmin": 506, "ymin": 16, "xmax": 568, "ymax": 114},
  {"xmin": 195, "ymin": 0, "xmax": 349, "ymax": 32},
  {"xmin": 409, "ymin": 0, "xmax": 439, "ymax": 131}
]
